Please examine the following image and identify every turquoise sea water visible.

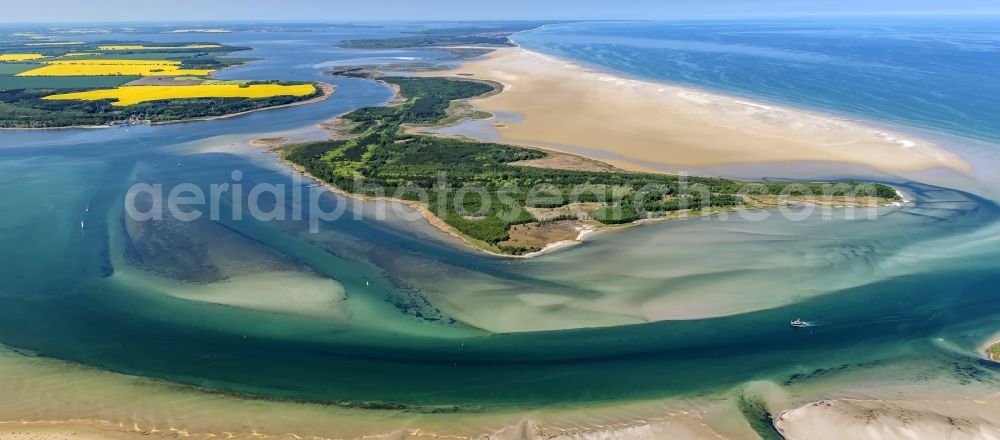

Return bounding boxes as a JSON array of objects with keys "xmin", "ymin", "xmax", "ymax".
[{"xmin": 0, "ymin": 21, "xmax": 999, "ymax": 412}]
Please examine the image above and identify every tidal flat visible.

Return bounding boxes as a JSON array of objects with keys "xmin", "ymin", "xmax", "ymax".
[{"xmin": 1, "ymin": 20, "xmax": 1000, "ymax": 440}]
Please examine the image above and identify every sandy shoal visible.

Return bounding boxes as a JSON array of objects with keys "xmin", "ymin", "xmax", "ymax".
[
  {"xmin": 0, "ymin": 346, "xmax": 758, "ymax": 440},
  {"xmin": 425, "ymin": 48, "xmax": 969, "ymax": 175},
  {"xmin": 776, "ymin": 396, "xmax": 1000, "ymax": 440}
]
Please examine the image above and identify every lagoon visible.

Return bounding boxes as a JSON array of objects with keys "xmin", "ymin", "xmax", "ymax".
[{"xmin": 1, "ymin": 19, "xmax": 999, "ymax": 438}]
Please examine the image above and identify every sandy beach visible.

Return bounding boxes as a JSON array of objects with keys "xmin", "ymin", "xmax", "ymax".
[
  {"xmin": 0, "ymin": 345, "xmax": 762, "ymax": 440},
  {"xmin": 776, "ymin": 396, "xmax": 1000, "ymax": 440},
  {"xmin": 9, "ymin": 344, "xmax": 999, "ymax": 440},
  {"xmin": 424, "ymin": 48, "xmax": 969, "ymax": 175}
]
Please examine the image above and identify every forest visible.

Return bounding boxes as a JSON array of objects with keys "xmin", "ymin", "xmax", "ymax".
[{"xmin": 284, "ymin": 76, "xmax": 899, "ymax": 253}]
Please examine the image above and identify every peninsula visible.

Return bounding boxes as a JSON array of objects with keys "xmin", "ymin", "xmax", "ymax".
[
  {"xmin": 422, "ymin": 47, "xmax": 970, "ymax": 175},
  {"xmin": 0, "ymin": 40, "xmax": 327, "ymax": 128},
  {"xmin": 283, "ymin": 74, "xmax": 900, "ymax": 256}
]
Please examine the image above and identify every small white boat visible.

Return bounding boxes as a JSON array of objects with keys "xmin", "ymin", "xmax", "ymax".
[
  {"xmin": 790, "ymin": 318, "xmax": 807, "ymax": 328},
  {"xmin": 80, "ymin": 220, "xmax": 86, "ymax": 230}
]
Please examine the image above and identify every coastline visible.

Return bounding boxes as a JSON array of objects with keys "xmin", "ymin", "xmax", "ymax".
[
  {"xmin": 273, "ymin": 152, "xmax": 524, "ymax": 259},
  {"xmin": 279, "ymin": 53, "xmax": 914, "ymax": 259},
  {"xmin": 420, "ymin": 47, "xmax": 970, "ymax": 176},
  {"xmin": 272, "ymin": 139, "xmax": 901, "ymax": 260},
  {"xmin": 151, "ymin": 82, "xmax": 336, "ymax": 126},
  {"xmin": 986, "ymin": 335, "xmax": 1000, "ymax": 362},
  {"xmin": 3, "ymin": 24, "xmax": 1000, "ymax": 440},
  {"xmin": 0, "ymin": 82, "xmax": 335, "ymax": 131},
  {"xmin": 775, "ymin": 396, "xmax": 1000, "ymax": 439},
  {"xmin": 0, "ymin": 343, "xmax": 765, "ymax": 440},
  {"xmin": 5, "ymin": 332, "xmax": 1000, "ymax": 440}
]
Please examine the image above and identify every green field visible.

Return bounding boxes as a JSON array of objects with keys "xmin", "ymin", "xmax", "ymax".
[
  {"xmin": 0, "ymin": 75, "xmax": 139, "ymax": 90},
  {"xmin": 0, "ymin": 63, "xmax": 38, "ymax": 75},
  {"xmin": 51, "ymin": 52, "xmax": 204, "ymax": 60}
]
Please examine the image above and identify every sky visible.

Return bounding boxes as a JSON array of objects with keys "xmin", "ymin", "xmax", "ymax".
[{"xmin": 2, "ymin": 0, "xmax": 999, "ymax": 23}]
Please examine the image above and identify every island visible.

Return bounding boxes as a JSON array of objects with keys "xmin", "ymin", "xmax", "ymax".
[
  {"xmin": 335, "ymin": 23, "xmax": 547, "ymax": 49},
  {"xmin": 282, "ymin": 75, "xmax": 900, "ymax": 256},
  {"xmin": 0, "ymin": 40, "xmax": 329, "ymax": 128}
]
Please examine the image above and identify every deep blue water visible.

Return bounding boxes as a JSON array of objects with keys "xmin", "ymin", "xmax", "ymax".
[{"xmin": 515, "ymin": 19, "xmax": 1000, "ymax": 144}]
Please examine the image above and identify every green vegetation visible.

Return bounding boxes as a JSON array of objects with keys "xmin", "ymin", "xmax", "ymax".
[
  {"xmin": 178, "ymin": 56, "xmax": 252, "ymax": 70},
  {"xmin": 0, "ymin": 85, "xmax": 321, "ymax": 128},
  {"xmin": 989, "ymin": 342, "xmax": 1000, "ymax": 362},
  {"xmin": 0, "ymin": 41, "xmax": 249, "ymax": 58},
  {"xmin": 284, "ymin": 76, "xmax": 899, "ymax": 253},
  {"xmin": 338, "ymin": 24, "xmax": 547, "ymax": 49},
  {"xmin": 0, "ymin": 64, "xmax": 36, "ymax": 75},
  {"xmin": 0, "ymin": 41, "xmax": 314, "ymax": 128},
  {"xmin": 0, "ymin": 75, "xmax": 139, "ymax": 90},
  {"xmin": 53, "ymin": 52, "xmax": 206, "ymax": 60},
  {"xmin": 342, "ymin": 78, "xmax": 494, "ymax": 131}
]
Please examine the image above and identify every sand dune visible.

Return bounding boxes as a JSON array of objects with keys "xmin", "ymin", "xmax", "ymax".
[{"xmin": 426, "ymin": 48, "xmax": 969, "ymax": 175}]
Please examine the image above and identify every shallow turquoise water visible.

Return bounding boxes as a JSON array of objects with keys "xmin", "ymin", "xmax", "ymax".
[{"xmin": 0, "ymin": 21, "xmax": 998, "ymax": 409}]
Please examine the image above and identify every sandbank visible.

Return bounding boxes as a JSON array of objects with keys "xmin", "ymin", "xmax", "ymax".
[
  {"xmin": 424, "ymin": 48, "xmax": 969, "ymax": 175},
  {"xmin": 776, "ymin": 396, "xmax": 1000, "ymax": 440}
]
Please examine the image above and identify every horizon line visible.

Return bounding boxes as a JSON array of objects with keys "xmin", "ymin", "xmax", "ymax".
[{"xmin": 2, "ymin": 11, "xmax": 1000, "ymax": 26}]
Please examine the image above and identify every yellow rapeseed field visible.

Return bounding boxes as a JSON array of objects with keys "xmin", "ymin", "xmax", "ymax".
[
  {"xmin": 98, "ymin": 44, "xmax": 223, "ymax": 50},
  {"xmin": 0, "ymin": 53, "xmax": 46, "ymax": 61},
  {"xmin": 16, "ymin": 59, "xmax": 214, "ymax": 77},
  {"xmin": 42, "ymin": 83, "xmax": 317, "ymax": 106}
]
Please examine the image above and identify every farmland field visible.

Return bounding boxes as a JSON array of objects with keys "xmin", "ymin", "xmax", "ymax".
[
  {"xmin": 16, "ymin": 59, "xmax": 214, "ymax": 76},
  {"xmin": 42, "ymin": 83, "xmax": 318, "ymax": 105},
  {"xmin": 54, "ymin": 52, "xmax": 205, "ymax": 60},
  {"xmin": 0, "ymin": 63, "xmax": 37, "ymax": 75},
  {"xmin": 0, "ymin": 53, "xmax": 45, "ymax": 61},
  {"xmin": 0, "ymin": 75, "xmax": 138, "ymax": 90},
  {"xmin": 0, "ymin": 39, "xmax": 323, "ymax": 127},
  {"xmin": 98, "ymin": 44, "xmax": 222, "ymax": 50}
]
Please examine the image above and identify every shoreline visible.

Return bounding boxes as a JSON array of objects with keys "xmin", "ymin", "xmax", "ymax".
[
  {"xmin": 278, "ymin": 55, "xmax": 913, "ymax": 259},
  {"xmin": 0, "ymin": 82, "xmax": 335, "ymax": 131},
  {"xmin": 985, "ymin": 334, "xmax": 1000, "ymax": 362},
  {"xmin": 151, "ymin": 82, "xmax": 336, "ymax": 126},
  {"xmin": 273, "ymin": 152, "xmax": 526, "ymax": 259},
  {"xmin": 775, "ymin": 395, "xmax": 1000, "ymax": 439},
  {"xmin": 0, "ymin": 344, "xmax": 754, "ymax": 440},
  {"xmin": 273, "ymin": 141, "xmax": 903, "ymax": 260},
  {"xmin": 5, "ymin": 27, "xmax": 1000, "ymax": 440},
  {"xmin": 420, "ymin": 47, "xmax": 970, "ymax": 176}
]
